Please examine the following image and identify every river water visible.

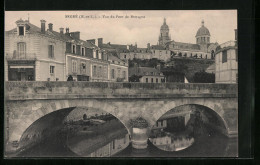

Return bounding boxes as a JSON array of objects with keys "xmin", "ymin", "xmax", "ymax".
[{"xmin": 17, "ymin": 119, "xmax": 237, "ymax": 157}]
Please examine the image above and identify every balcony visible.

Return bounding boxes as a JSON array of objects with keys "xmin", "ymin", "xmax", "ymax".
[{"xmin": 5, "ymin": 53, "xmax": 37, "ymax": 60}]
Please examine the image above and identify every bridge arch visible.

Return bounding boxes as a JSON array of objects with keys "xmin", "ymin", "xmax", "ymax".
[
  {"xmin": 149, "ymin": 98, "xmax": 232, "ymax": 136},
  {"xmin": 7, "ymin": 99, "xmax": 133, "ymax": 148}
]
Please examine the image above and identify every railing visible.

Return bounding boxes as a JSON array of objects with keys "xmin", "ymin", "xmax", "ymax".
[{"xmin": 5, "ymin": 53, "xmax": 37, "ymax": 60}]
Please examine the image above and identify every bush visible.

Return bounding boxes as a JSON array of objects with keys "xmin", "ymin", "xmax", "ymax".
[{"xmin": 193, "ymin": 71, "xmax": 215, "ymax": 83}]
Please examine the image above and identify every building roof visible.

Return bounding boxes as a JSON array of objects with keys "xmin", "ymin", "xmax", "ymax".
[
  {"xmin": 6, "ymin": 19, "xmax": 97, "ymax": 49},
  {"xmin": 196, "ymin": 20, "xmax": 210, "ymax": 37},
  {"xmin": 150, "ymin": 45, "xmax": 166, "ymax": 50},
  {"xmin": 107, "ymin": 53, "xmax": 127, "ymax": 65}
]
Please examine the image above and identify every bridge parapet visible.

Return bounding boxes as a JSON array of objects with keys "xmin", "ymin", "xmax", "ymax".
[{"xmin": 5, "ymin": 82, "xmax": 238, "ymax": 101}]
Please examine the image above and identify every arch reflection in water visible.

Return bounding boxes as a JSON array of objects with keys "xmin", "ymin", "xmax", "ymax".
[
  {"xmin": 64, "ymin": 107, "xmax": 130, "ymax": 157},
  {"xmin": 149, "ymin": 104, "xmax": 228, "ymax": 152}
]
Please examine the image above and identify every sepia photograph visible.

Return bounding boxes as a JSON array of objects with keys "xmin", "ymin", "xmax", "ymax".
[{"xmin": 4, "ymin": 10, "xmax": 238, "ymax": 157}]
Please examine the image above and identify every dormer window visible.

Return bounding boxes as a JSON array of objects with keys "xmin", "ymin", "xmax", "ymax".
[
  {"xmin": 81, "ymin": 47, "xmax": 85, "ymax": 56},
  {"xmin": 18, "ymin": 26, "xmax": 25, "ymax": 36},
  {"xmin": 72, "ymin": 45, "xmax": 76, "ymax": 54}
]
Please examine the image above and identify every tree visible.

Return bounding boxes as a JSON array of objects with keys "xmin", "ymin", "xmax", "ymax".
[
  {"xmin": 129, "ymin": 74, "xmax": 142, "ymax": 82},
  {"xmin": 193, "ymin": 71, "xmax": 215, "ymax": 83}
]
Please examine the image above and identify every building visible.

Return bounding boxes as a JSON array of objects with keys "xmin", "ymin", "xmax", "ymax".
[
  {"xmin": 129, "ymin": 64, "xmax": 165, "ymax": 83},
  {"xmin": 117, "ymin": 19, "xmax": 218, "ymax": 62},
  {"xmin": 165, "ymin": 20, "xmax": 219, "ymax": 60},
  {"xmin": 158, "ymin": 18, "xmax": 171, "ymax": 46},
  {"xmin": 107, "ymin": 53, "xmax": 129, "ymax": 82},
  {"xmin": 215, "ymin": 30, "xmax": 237, "ymax": 83},
  {"xmin": 5, "ymin": 19, "xmax": 128, "ymax": 82},
  {"xmin": 5, "ymin": 19, "xmax": 67, "ymax": 81}
]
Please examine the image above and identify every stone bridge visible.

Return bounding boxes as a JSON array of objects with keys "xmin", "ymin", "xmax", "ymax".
[{"xmin": 4, "ymin": 82, "xmax": 238, "ymax": 153}]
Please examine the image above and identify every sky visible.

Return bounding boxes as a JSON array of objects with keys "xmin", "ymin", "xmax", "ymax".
[{"xmin": 5, "ymin": 10, "xmax": 237, "ymax": 48}]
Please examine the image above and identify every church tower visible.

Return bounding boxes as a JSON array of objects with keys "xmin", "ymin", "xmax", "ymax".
[
  {"xmin": 196, "ymin": 20, "xmax": 211, "ymax": 52},
  {"xmin": 158, "ymin": 18, "xmax": 171, "ymax": 46}
]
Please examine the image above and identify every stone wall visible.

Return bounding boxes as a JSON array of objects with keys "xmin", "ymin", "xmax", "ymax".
[{"xmin": 5, "ymin": 82, "xmax": 237, "ymax": 101}]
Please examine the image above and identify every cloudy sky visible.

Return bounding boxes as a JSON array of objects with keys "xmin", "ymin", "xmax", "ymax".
[{"xmin": 5, "ymin": 10, "xmax": 237, "ymax": 47}]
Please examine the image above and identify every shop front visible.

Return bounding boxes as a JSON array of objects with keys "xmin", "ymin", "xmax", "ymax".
[{"xmin": 7, "ymin": 61, "xmax": 35, "ymax": 81}]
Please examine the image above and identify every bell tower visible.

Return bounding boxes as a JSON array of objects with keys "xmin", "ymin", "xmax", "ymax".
[{"xmin": 158, "ymin": 18, "xmax": 171, "ymax": 46}]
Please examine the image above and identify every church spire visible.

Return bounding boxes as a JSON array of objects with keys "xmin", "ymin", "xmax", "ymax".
[
  {"xmin": 164, "ymin": 18, "xmax": 166, "ymax": 24},
  {"xmin": 201, "ymin": 19, "xmax": 204, "ymax": 26}
]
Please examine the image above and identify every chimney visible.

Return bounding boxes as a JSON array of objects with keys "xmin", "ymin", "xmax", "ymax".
[
  {"xmin": 59, "ymin": 28, "xmax": 64, "ymax": 34},
  {"xmin": 40, "ymin": 20, "xmax": 46, "ymax": 33},
  {"xmin": 98, "ymin": 38, "xmax": 103, "ymax": 47},
  {"xmin": 147, "ymin": 43, "xmax": 150, "ymax": 49},
  {"xmin": 48, "ymin": 23, "xmax": 53, "ymax": 31},
  {"xmin": 70, "ymin": 32, "xmax": 80, "ymax": 40}
]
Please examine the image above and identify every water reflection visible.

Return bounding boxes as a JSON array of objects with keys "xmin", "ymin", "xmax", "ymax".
[
  {"xmin": 149, "ymin": 132, "xmax": 194, "ymax": 151},
  {"xmin": 149, "ymin": 110, "xmax": 202, "ymax": 152},
  {"xmin": 63, "ymin": 108, "xmax": 130, "ymax": 157},
  {"xmin": 17, "ymin": 107, "xmax": 130, "ymax": 157}
]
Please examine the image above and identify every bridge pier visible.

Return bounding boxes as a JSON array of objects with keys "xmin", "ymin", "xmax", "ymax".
[{"xmin": 130, "ymin": 117, "xmax": 149, "ymax": 149}]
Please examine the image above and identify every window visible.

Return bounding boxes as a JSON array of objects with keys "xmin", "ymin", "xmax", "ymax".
[
  {"xmin": 50, "ymin": 66, "xmax": 55, "ymax": 74},
  {"xmin": 18, "ymin": 26, "xmax": 24, "ymax": 36},
  {"xmin": 111, "ymin": 69, "xmax": 115, "ymax": 79},
  {"xmin": 93, "ymin": 50, "xmax": 97, "ymax": 58},
  {"xmin": 81, "ymin": 62, "xmax": 86, "ymax": 74},
  {"xmin": 17, "ymin": 42, "xmax": 26, "ymax": 57},
  {"xmin": 72, "ymin": 45, "xmax": 76, "ymax": 54},
  {"xmin": 112, "ymin": 140, "xmax": 115, "ymax": 149},
  {"xmin": 156, "ymin": 78, "xmax": 158, "ymax": 83},
  {"xmin": 122, "ymin": 71, "xmax": 126, "ymax": 79},
  {"xmin": 98, "ymin": 66, "xmax": 102, "ymax": 77},
  {"xmin": 81, "ymin": 47, "xmax": 85, "ymax": 56},
  {"xmin": 222, "ymin": 50, "xmax": 227, "ymax": 63},
  {"xmin": 236, "ymin": 73, "xmax": 238, "ymax": 83},
  {"xmin": 124, "ymin": 55, "xmax": 126, "ymax": 58},
  {"xmin": 96, "ymin": 50, "xmax": 98, "ymax": 58},
  {"xmin": 48, "ymin": 45, "xmax": 54, "ymax": 58},
  {"xmin": 117, "ymin": 69, "xmax": 121, "ymax": 78},
  {"xmin": 146, "ymin": 78, "xmax": 148, "ymax": 83},
  {"xmin": 93, "ymin": 65, "xmax": 97, "ymax": 77},
  {"xmin": 151, "ymin": 78, "xmax": 154, "ymax": 83},
  {"xmin": 72, "ymin": 60, "xmax": 77, "ymax": 73}
]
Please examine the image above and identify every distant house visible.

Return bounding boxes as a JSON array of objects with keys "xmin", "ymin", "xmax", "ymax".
[{"xmin": 129, "ymin": 64, "xmax": 165, "ymax": 83}]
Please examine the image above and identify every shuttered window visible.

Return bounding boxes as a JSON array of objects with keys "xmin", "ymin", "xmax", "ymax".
[
  {"xmin": 17, "ymin": 42, "xmax": 26, "ymax": 57},
  {"xmin": 48, "ymin": 45, "xmax": 54, "ymax": 58},
  {"xmin": 72, "ymin": 60, "xmax": 77, "ymax": 73}
]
